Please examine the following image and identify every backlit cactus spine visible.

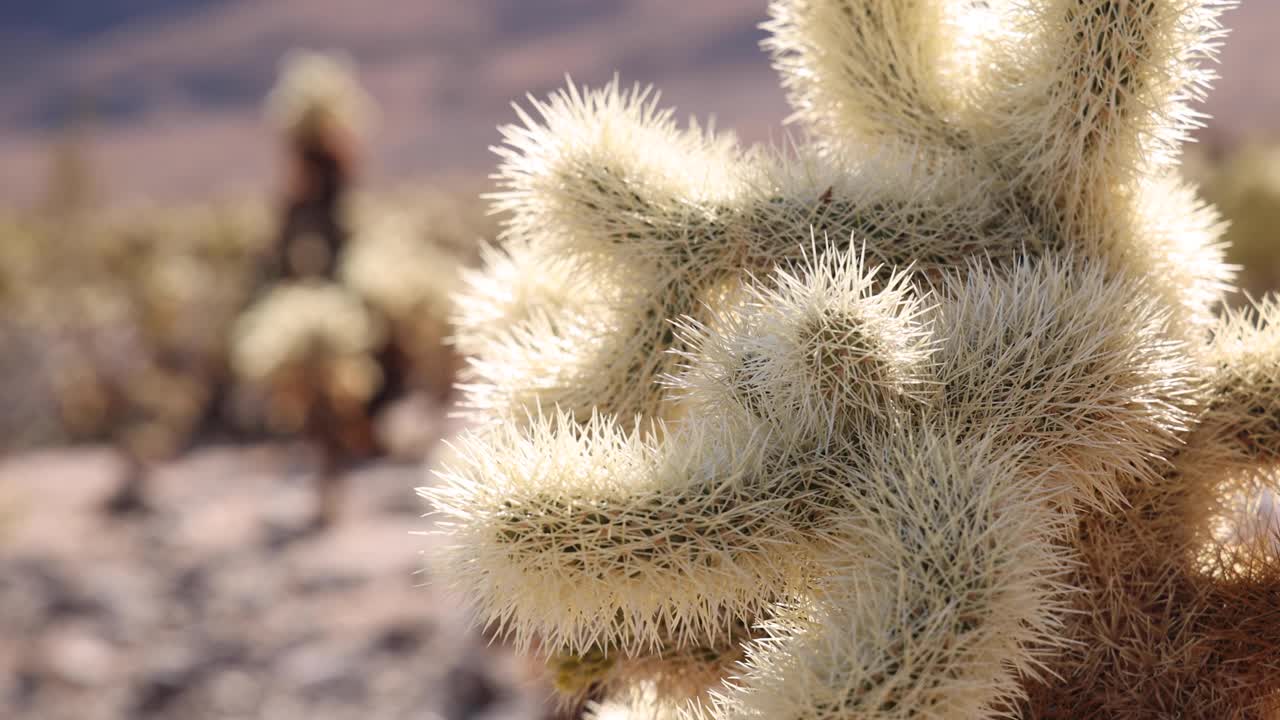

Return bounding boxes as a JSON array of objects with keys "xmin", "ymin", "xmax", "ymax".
[{"xmin": 428, "ymin": 1, "xmax": 1280, "ymax": 717}]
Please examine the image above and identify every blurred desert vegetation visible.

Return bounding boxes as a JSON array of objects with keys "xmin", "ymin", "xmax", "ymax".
[
  {"xmin": 0, "ymin": 120, "xmax": 495, "ymax": 459},
  {"xmin": 1186, "ymin": 139, "xmax": 1280, "ymax": 304},
  {"xmin": 0, "ymin": 73, "xmax": 539, "ymax": 720}
]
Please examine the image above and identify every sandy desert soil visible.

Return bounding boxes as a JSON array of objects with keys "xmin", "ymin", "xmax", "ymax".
[{"xmin": 0, "ymin": 436, "xmax": 557, "ymax": 720}]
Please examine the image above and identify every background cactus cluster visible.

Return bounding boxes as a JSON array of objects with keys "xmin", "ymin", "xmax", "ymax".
[
  {"xmin": 428, "ymin": 1, "xmax": 1280, "ymax": 718},
  {"xmin": 0, "ymin": 196, "xmax": 490, "ymax": 464},
  {"xmin": 0, "ymin": 189, "xmax": 487, "ymax": 452},
  {"xmin": 0, "ymin": 201, "xmax": 270, "ymax": 455},
  {"xmin": 225, "ymin": 51, "xmax": 486, "ymax": 480},
  {"xmin": 227, "ymin": 189, "xmax": 483, "ymax": 442},
  {"xmin": 1187, "ymin": 140, "xmax": 1280, "ymax": 300}
]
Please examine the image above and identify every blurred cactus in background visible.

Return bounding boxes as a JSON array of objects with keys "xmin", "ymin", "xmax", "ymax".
[
  {"xmin": 0, "ymin": 191, "xmax": 487, "ymax": 454},
  {"xmin": 226, "ymin": 51, "xmax": 490, "ymax": 528},
  {"xmin": 0, "ymin": 193, "xmax": 273, "ymax": 511},
  {"xmin": 266, "ymin": 50, "xmax": 374, "ymax": 144},
  {"xmin": 231, "ymin": 280, "xmax": 386, "ymax": 525},
  {"xmin": 234, "ymin": 49, "xmax": 388, "ymax": 528},
  {"xmin": 1188, "ymin": 140, "xmax": 1280, "ymax": 300},
  {"xmin": 342, "ymin": 186, "xmax": 492, "ymax": 403},
  {"xmin": 263, "ymin": 50, "xmax": 369, "ymax": 284},
  {"xmin": 428, "ymin": 0, "xmax": 1280, "ymax": 718},
  {"xmin": 232, "ymin": 282, "xmax": 387, "ymax": 419},
  {"xmin": 0, "ymin": 48, "xmax": 493, "ymax": 527},
  {"xmin": 93, "ymin": 202, "xmax": 273, "ymax": 513}
]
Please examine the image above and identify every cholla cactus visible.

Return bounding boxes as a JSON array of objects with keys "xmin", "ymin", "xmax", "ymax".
[
  {"xmin": 232, "ymin": 281, "xmax": 384, "ymax": 432},
  {"xmin": 340, "ymin": 214, "xmax": 461, "ymax": 322},
  {"xmin": 427, "ymin": 1, "xmax": 1280, "ymax": 717},
  {"xmin": 340, "ymin": 213, "xmax": 466, "ymax": 397},
  {"xmin": 232, "ymin": 280, "xmax": 383, "ymax": 395},
  {"xmin": 266, "ymin": 50, "xmax": 374, "ymax": 140},
  {"xmin": 233, "ymin": 280, "xmax": 385, "ymax": 526}
]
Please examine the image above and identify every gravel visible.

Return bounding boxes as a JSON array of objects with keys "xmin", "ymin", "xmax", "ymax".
[{"xmin": 0, "ymin": 439, "xmax": 557, "ymax": 720}]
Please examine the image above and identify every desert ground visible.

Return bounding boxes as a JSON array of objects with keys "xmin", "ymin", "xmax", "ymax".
[{"xmin": 0, "ymin": 404, "xmax": 555, "ymax": 720}]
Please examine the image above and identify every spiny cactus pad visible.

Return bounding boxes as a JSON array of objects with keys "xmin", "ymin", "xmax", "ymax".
[{"xmin": 427, "ymin": 1, "xmax": 1280, "ymax": 717}]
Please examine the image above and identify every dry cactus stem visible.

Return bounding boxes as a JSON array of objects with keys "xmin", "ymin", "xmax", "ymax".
[{"xmin": 428, "ymin": 1, "xmax": 1280, "ymax": 718}]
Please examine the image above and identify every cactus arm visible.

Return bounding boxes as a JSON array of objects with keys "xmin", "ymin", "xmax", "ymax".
[
  {"xmin": 480, "ymin": 79, "xmax": 1035, "ymax": 424},
  {"xmin": 424, "ymin": 413, "xmax": 832, "ymax": 656},
  {"xmin": 984, "ymin": 0, "xmax": 1233, "ymax": 237},
  {"xmin": 483, "ymin": 79, "xmax": 744, "ymax": 422},
  {"xmin": 450, "ymin": 240, "xmax": 590, "ymax": 359},
  {"xmin": 1103, "ymin": 174, "xmax": 1232, "ymax": 338},
  {"xmin": 1187, "ymin": 296, "xmax": 1280, "ymax": 469},
  {"xmin": 735, "ymin": 151, "xmax": 1036, "ymax": 275},
  {"xmin": 459, "ymin": 275, "xmax": 700, "ymax": 425},
  {"xmin": 763, "ymin": 0, "xmax": 976, "ymax": 155},
  {"xmin": 492, "ymin": 78, "xmax": 1035, "ymax": 277},
  {"xmin": 697, "ymin": 429, "xmax": 1069, "ymax": 720},
  {"xmin": 932, "ymin": 256, "xmax": 1197, "ymax": 507},
  {"xmin": 489, "ymin": 79, "xmax": 747, "ymax": 274}
]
